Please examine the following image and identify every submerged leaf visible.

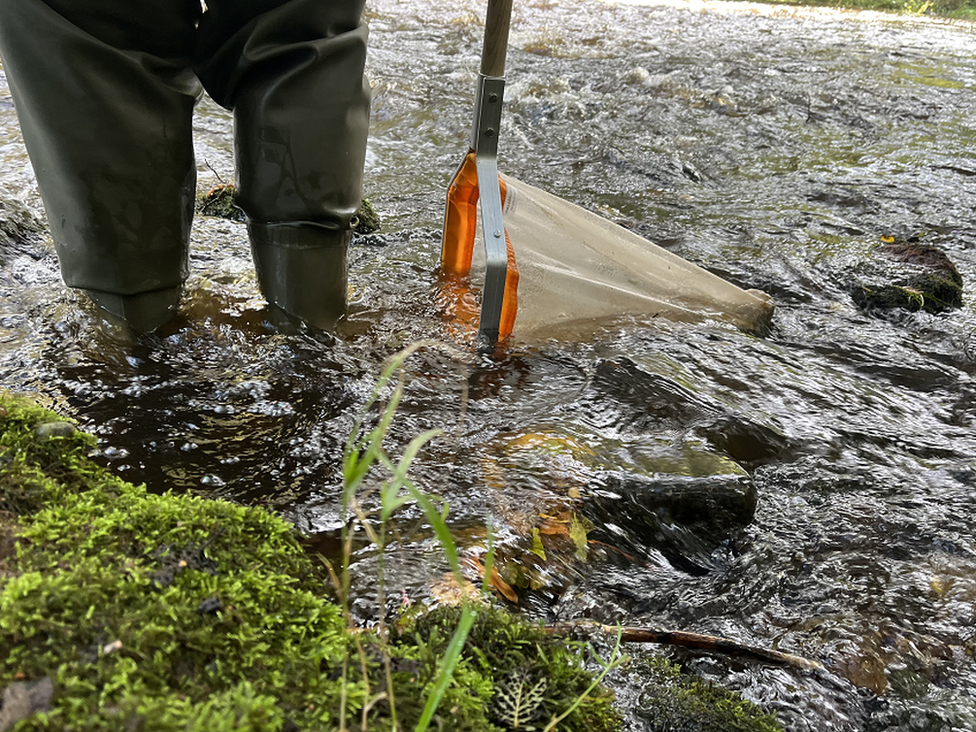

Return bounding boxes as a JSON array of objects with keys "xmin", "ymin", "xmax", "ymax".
[
  {"xmin": 429, "ymin": 572, "xmax": 481, "ymax": 606},
  {"xmin": 465, "ymin": 556, "xmax": 519, "ymax": 603},
  {"xmin": 569, "ymin": 513, "xmax": 592, "ymax": 562},
  {"xmin": 530, "ymin": 528, "xmax": 547, "ymax": 561}
]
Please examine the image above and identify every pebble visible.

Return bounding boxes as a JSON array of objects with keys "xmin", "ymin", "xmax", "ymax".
[{"xmin": 34, "ymin": 422, "xmax": 77, "ymax": 440}]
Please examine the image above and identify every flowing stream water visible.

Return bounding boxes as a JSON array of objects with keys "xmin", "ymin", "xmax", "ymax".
[{"xmin": 2, "ymin": 1, "xmax": 976, "ymax": 729}]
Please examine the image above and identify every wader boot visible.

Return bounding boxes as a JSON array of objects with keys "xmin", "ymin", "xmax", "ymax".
[
  {"xmin": 247, "ymin": 225, "xmax": 351, "ymax": 331},
  {"xmin": 196, "ymin": 0, "xmax": 370, "ymax": 330},
  {"xmin": 0, "ymin": 0, "xmax": 200, "ymax": 332},
  {"xmin": 0, "ymin": 0, "xmax": 370, "ymax": 332}
]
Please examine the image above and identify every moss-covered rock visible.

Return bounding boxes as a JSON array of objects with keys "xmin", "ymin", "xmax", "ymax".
[
  {"xmin": 629, "ymin": 655, "xmax": 782, "ymax": 732},
  {"xmin": 194, "ymin": 184, "xmax": 381, "ymax": 235},
  {"xmin": 0, "ymin": 392, "xmax": 619, "ymax": 732},
  {"xmin": 353, "ymin": 198, "xmax": 381, "ymax": 236},
  {"xmin": 0, "ymin": 395, "xmax": 350, "ymax": 731},
  {"xmin": 398, "ymin": 606, "xmax": 621, "ymax": 731},
  {"xmin": 195, "ymin": 184, "xmax": 246, "ymax": 223},
  {"xmin": 850, "ymin": 238, "xmax": 963, "ymax": 314}
]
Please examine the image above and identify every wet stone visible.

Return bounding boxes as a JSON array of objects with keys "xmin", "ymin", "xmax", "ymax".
[
  {"xmin": 587, "ymin": 470, "xmax": 756, "ymax": 563},
  {"xmin": 850, "ymin": 239, "xmax": 963, "ymax": 314},
  {"xmin": 0, "ymin": 197, "xmax": 45, "ymax": 265},
  {"xmin": 33, "ymin": 421, "xmax": 77, "ymax": 440},
  {"xmin": 622, "ymin": 470, "xmax": 756, "ymax": 529},
  {"xmin": 0, "ymin": 677, "xmax": 54, "ymax": 732},
  {"xmin": 591, "ymin": 358, "xmax": 792, "ymax": 468}
]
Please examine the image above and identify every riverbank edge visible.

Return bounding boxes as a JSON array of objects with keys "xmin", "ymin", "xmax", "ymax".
[
  {"xmin": 736, "ymin": 0, "xmax": 976, "ymax": 20},
  {"xmin": 604, "ymin": 0, "xmax": 976, "ymax": 24},
  {"xmin": 0, "ymin": 390, "xmax": 781, "ymax": 731}
]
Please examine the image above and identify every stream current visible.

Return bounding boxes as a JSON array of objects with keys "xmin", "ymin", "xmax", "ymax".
[{"xmin": 2, "ymin": 1, "xmax": 976, "ymax": 729}]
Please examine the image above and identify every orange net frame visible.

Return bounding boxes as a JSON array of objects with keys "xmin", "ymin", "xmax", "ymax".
[{"xmin": 440, "ymin": 150, "xmax": 520, "ymax": 342}]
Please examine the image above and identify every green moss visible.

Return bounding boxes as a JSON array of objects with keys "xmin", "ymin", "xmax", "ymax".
[
  {"xmin": 195, "ymin": 184, "xmax": 246, "ymax": 223},
  {"xmin": 0, "ymin": 391, "xmax": 621, "ymax": 732},
  {"xmin": 353, "ymin": 198, "xmax": 381, "ymax": 235},
  {"xmin": 0, "ymin": 395, "xmax": 352, "ymax": 731},
  {"xmin": 631, "ymin": 656, "xmax": 782, "ymax": 732},
  {"xmin": 390, "ymin": 606, "xmax": 622, "ymax": 732},
  {"xmin": 194, "ymin": 183, "xmax": 381, "ymax": 234},
  {"xmin": 0, "ymin": 400, "xmax": 100, "ymax": 517}
]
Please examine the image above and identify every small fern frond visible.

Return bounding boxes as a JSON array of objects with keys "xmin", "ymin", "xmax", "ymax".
[{"xmin": 492, "ymin": 668, "xmax": 548, "ymax": 730}]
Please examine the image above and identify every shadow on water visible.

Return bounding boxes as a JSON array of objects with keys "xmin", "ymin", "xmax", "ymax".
[{"xmin": 2, "ymin": 1, "xmax": 976, "ymax": 730}]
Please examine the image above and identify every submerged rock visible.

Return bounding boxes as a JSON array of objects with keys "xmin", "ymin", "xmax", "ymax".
[
  {"xmin": 0, "ymin": 197, "xmax": 45, "ymax": 264},
  {"xmin": 586, "ymin": 453, "xmax": 756, "ymax": 575},
  {"xmin": 590, "ymin": 358, "xmax": 792, "ymax": 469},
  {"xmin": 850, "ymin": 238, "xmax": 963, "ymax": 314},
  {"xmin": 603, "ymin": 452, "xmax": 756, "ymax": 530},
  {"xmin": 569, "ymin": 358, "xmax": 790, "ymax": 572},
  {"xmin": 195, "ymin": 183, "xmax": 381, "ymax": 235},
  {"xmin": 478, "ymin": 414, "xmax": 762, "ymax": 589}
]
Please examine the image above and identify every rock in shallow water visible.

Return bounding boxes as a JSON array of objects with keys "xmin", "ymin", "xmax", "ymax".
[
  {"xmin": 585, "ymin": 453, "xmax": 757, "ymax": 576},
  {"xmin": 33, "ymin": 421, "xmax": 77, "ymax": 440},
  {"xmin": 591, "ymin": 357, "xmax": 793, "ymax": 469},
  {"xmin": 851, "ymin": 239, "xmax": 963, "ymax": 314}
]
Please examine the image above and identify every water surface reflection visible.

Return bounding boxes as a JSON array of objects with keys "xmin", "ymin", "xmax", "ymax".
[{"xmin": 1, "ymin": 1, "xmax": 975, "ymax": 730}]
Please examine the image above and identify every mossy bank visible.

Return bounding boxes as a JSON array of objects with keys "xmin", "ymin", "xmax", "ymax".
[
  {"xmin": 0, "ymin": 391, "xmax": 782, "ymax": 732},
  {"xmin": 0, "ymin": 391, "xmax": 620, "ymax": 731}
]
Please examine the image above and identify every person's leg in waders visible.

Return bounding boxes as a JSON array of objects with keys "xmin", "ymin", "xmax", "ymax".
[
  {"xmin": 196, "ymin": 0, "xmax": 371, "ymax": 331},
  {"xmin": 0, "ymin": 0, "xmax": 369, "ymax": 332},
  {"xmin": 0, "ymin": 0, "xmax": 201, "ymax": 332}
]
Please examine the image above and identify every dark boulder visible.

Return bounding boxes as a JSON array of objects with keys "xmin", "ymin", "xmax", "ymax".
[
  {"xmin": 0, "ymin": 197, "xmax": 45, "ymax": 264},
  {"xmin": 851, "ymin": 239, "xmax": 963, "ymax": 314},
  {"xmin": 585, "ymin": 467, "xmax": 756, "ymax": 575}
]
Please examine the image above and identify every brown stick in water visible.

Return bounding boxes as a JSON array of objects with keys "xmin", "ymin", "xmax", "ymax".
[{"xmin": 547, "ymin": 621, "xmax": 824, "ymax": 673}]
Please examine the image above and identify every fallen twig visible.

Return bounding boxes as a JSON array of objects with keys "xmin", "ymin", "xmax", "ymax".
[{"xmin": 547, "ymin": 621, "xmax": 824, "ymax": 673}]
